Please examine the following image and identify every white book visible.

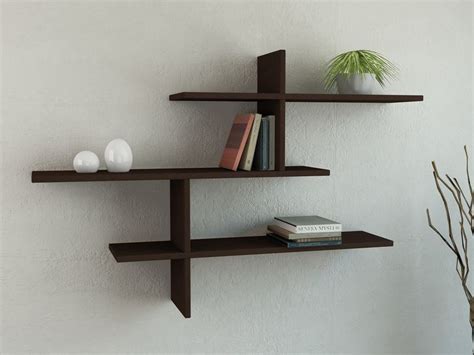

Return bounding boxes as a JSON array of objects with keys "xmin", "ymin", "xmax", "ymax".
[
  {"xmin": 265, "ymin": 115, "xmax": 275, "ymax": 170},
  {"xmin": 239, "ymin": 114, "xmax": 262, "ymax": 171},
  {"xmin": 274, "ymin": 215, "xmax": 342, "ymax": 234}
]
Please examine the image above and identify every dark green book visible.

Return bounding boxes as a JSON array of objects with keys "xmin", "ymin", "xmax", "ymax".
[{"xmin": 252, "ymin": 118, "xmax": 269, "ymax": 170}]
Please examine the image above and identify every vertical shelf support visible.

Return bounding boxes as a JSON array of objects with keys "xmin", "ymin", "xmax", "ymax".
[
  {"xmin": 257, "ymin": 49, "xmax": 286, "ymax": 171},
  {"xmin": 170, "ymin": 258, "xmax": 190, "ymax": 318},
  {"xmin": 170, "ymin": 179, "xmax": 191, "ymax": 318},
  {"xmin": 170, "ymin": 179, "xmax": 190, "ymax": 252}
]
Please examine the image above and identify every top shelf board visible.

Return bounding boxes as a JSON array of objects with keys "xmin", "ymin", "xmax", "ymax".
[
  {"xmin": 285, "ymin": 93, "xmax": 423, "ymax": 103},
  {"xmin": 169, "ymin": 92, "xmax": 423, "ymax": 103},
  {"xmin": 169, "ymin": 92, "xmax": 282, "ymax": 101}
]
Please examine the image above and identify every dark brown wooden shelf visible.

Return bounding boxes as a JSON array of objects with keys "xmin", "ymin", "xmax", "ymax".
[
  {"xmin": 169, "ymin": 92, "xmax": 282, "ymax": 101},
  {"xmin": 31, "ymin": 165, "xmax": 329, "ymax": 183},
  {"xmin": 170, "ymin": 92, "xmax": 423, "ymax": 103},
  {"xmin": 109, "ymin": 231, "xmax": 393, "ymax": 263},
  {"xmin": 284, "ymin": 93, "xmax": 423, "ymax": 103},
  {"xmin": 191, "ymin": 231, "xmax": 393, "ymax": 258},
  {"xmin": 109, "ymin": 240, "xmax": 182, "ymax": 262}
]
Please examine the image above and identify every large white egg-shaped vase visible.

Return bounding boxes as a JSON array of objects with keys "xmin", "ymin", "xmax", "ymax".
[
  {"xmin": 104, "ymin": 139, "xmax": 133, "ymax": 173},
  {"xmin": 73, "ymin": 151, "xmax": 100, "ymax": 173}
]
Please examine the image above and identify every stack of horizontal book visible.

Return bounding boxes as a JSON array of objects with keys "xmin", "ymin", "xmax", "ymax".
[
  {"xmin": 267, "ymin": 215, "xmax": 342, "ymax": 248},
  {"xmin": 219, "ymin": 113, "xmax": 275, "ymax": 171}
]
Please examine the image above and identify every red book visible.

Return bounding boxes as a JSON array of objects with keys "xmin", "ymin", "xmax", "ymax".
[{"xmin": 219, "ymin": 114, "xmax": 255, "ymax": 171}]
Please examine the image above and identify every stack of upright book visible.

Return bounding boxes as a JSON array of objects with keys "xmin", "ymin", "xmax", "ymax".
[
  {"xmin": 219, "ymin": 113, "xmax": 275, "ymax": 171},
  {"xmin": 267, "ymin": 215, "xmax": 342, "ymax": 248}
]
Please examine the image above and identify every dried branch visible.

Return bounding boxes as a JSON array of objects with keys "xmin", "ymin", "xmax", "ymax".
[
  {"xmin": 427, "ymin": 146, "xmax": 473, "ymax": 306},
  {"xmin": 464, "ymin": 145, "xmax": 474, "ymax": 232},
  {"xmin": 465, "ymin": 145, "xmax": 473, "ymax": 197},
  {"xmin": 431, "ymin": 163, "xmax": 465, "ymax": 269},
  {"xmin": 427, "ymin": 209, "xmax": 457, "ymax": 254},
  {"xmin": 447, "ymin": 176, "xmax": 471, "ymax": 222},
  {"xmin": 460, "ymin": 224, "xmax": 469, "ymax": 280},
  {"xmin": 453, "ymin": 177, "xmax": 470, "ymax": 208},
  {"xmin": 456, "ymin": 188, "xmax": 470, "ymax": 300}
]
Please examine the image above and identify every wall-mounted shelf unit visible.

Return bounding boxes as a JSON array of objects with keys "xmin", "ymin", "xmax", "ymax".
[{"xmin": 32, "ymin": 49, "xmax": 422, "ymax": 319}]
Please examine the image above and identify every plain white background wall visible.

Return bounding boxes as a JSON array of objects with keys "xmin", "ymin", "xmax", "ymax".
[{"xmin": 1, "ymin": 0, "xmax": 473, "ymax": 353}]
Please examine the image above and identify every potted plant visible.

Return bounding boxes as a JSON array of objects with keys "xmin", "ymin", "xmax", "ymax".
[
  {"xmin": 324, "ymin": 50, "xmax": 397, "ymax": 94},
  {"xmin": 427, "ymin": 146, "xmax": 473, "ymax": 353}
]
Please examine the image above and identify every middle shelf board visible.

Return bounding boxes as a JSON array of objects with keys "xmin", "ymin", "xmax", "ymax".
[
  {"xmin": 109, "ymin": 231, "xmax": 394, "ymax": 262},
  {"xmin": 169, "ymin": 92, "xmax": 424, "ymax": 103},
  {"xmin": 31, "ymin": 166, "xmax": 329, "ymax": 183}
]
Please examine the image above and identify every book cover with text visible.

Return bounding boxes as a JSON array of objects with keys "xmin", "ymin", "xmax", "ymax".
[{"xmin": 274, "ymin": 215, "xmax": 342, "ymax": 233}]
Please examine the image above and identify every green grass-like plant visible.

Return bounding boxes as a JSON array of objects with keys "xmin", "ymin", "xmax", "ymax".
[{"xmin": 324, "ymin": 50, "xmax": 397, "ymax": 90}]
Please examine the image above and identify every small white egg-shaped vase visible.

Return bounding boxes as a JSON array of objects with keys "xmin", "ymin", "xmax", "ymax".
[
  {"xmin": 336, "ymin": 73, "xmax": 376, "ymax": 94},
  {"xmin": 104, "ymin": 138, "xmax": 133, "ymax": 173},
  {"xmin": 73, "ymin": 151, "xmax": 100, "ymax": 173}
]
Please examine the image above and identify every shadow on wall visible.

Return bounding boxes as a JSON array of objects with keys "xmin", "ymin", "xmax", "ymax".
[{"xmin": 38, "ymin": 180, "xmax": 173, "ymax": 303}]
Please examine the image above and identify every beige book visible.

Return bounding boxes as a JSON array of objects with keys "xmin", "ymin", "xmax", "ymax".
[
  {"xmin": 268, "ymin": 224, "xmax": 341, "ymax": 240},
  {"xmin": 238, "ymin": 113, "xmax": 262, "ymax": 171}
]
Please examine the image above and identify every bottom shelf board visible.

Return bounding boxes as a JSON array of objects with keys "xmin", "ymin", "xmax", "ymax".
[{"xmin": 109, "ymin": 231, "xmax": 393, "ymax": 262}]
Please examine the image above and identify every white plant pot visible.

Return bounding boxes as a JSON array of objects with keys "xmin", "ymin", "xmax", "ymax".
[
  {"xmin": 73, "ymin": 151, "xmax": 100, "ymax": 173},
  {"xmin": 104, "ymin": 139, "xmax": 133, "ymax": 173},
  {"xmin": 336, "ymin": 73, "xmax": 376, "ymax": 94}
]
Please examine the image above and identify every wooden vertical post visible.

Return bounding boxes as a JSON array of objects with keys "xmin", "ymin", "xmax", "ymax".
[
  {"xmin": 257, "ymin": 50, "xmax": 286, "ymax": 171},
  {"xmin": 170, "ymin": 179, "xmax": 190, "ymax": 253},
  {"xmin": 170, "ymin": 258, "xmax": 190, "ymax": 318},
  {"xmin": 170, "ymin": 179, "xmax": 191, "ymax": 318}
]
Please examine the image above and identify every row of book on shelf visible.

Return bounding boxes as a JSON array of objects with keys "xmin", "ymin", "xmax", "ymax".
[
  {"xmin": 267, "ymin": 215, "xmax": 342, "ymax": 248},
  {"xmin": 219, "ymin": 113, "xmax": 275, "ymax": 171}
]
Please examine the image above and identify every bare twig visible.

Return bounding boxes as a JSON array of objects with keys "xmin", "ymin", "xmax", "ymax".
[
  {"xmin": 464, "ymin": 145, "xmax": 474, "ymax": 232},
  {"xmin": 453, "ymin": 177, "xmax": 470, "ymax": 208},
  {"xmin": 427, "ymin": 209, "xmax": 457, "ymax": 254},
  {"xmin": 447, "ymin": 176, "xmax": 471, "ymax": 222},
  {"xmin": 431, "ymin": 163, "xmax": 465, "ymax": 269},
  {"xmin": 427, "ymin": 146, "xmax": 473, "ymax": 307},
  {"xmin": 465, "ymin": 145, "xmax": 473, "ymax": 197}
]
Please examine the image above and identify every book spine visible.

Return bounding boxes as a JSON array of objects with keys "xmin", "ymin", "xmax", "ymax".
[
  {"xmin": 252, "ymin": 121, "xmax": 263, "ymax": 170},
  {"xmin": 292, "ymin": 237, "xmax": 342, "ymax": 243},
  {"xmin": 286, "ymin": 240, "xmax": 342, "ymax": 248},
  {"xmin": 294, "ymin": 224, "xmax": 342, "ymax": 233},
  {"xmin": 267, "ymin": 224, "xmax": 341, "ymax": 240},
  {"xmin": 273, "ymin": 219, "xmax": 342, "ymax": 233},
  {"xmin": 252, "ymin": 119, "xmax": 269, "ymax": 171},
  {"xmin": 267, "ymin": 116, "xmax": 275, "ymax": 170},
  {"xmin": 239, "ymin": 114, "xmax": 262, "ymax": 171},
  {"xmin": 267, "ymin": 231, "xmax": 341, "ymax": 243},
  {"xmin": 268, "ymin": 233, "xmax": 342, "ymax": 248},
  {"xmin": 262, "ymin": 118, "xmax": 269, "ymax": 170}
]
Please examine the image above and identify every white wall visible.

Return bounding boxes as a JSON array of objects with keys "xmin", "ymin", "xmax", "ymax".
[{"xmin": 1, "ymin": 1, "xmax": 472, "ymax": 353}]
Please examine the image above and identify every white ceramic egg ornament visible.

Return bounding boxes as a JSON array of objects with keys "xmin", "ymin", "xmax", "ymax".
[
  {"xmin": 104, "ymin": 138, "xmax": 133, "ymax": 173},
  {"xmin": 73, "ymin": 151, "xmax": 100, "ymax": 173}
]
